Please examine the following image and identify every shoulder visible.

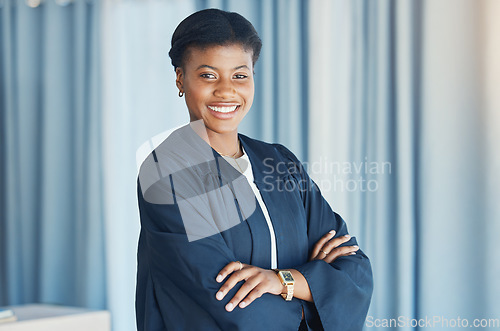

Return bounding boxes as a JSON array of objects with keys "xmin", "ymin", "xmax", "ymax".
[{"xmin": 239, "ymin": 134, "xmax": 306, "ymax": 180}]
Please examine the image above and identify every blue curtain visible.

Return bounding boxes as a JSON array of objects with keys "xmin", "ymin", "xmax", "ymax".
[
  {"xmin": 0, "ymin": 0, "xmax": 105, "ymax": 309},
  {"xmin": 348, "ymin": 0, "xmax": 422, "ymax": 323},
  {"xmin": 308, "ymin": 0, "xmax": 500, "ymax": 329},
  {"xmin": 352, "ymin": 0, "xmax": 500, "ymax": 326}
]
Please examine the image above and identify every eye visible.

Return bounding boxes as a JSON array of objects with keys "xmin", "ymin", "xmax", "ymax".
[
  {"xmin": 200, "ymin": 73, "xmax": 216, "ymax": 79},
  {"xmin": 233, "ymin": 74, "xmax": 248, "ymax": 79}
]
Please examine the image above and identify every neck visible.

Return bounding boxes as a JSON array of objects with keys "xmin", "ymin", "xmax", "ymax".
[
  {"xmin": 208, "ymin": 131, "xmax": 242, "ymax": 158},
  {"xmin": 190, "ymin": 122, "xmax": 242, "ymax": 158}
]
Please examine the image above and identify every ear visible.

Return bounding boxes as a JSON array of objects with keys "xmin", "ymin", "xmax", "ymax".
[{"xmin": 175, "ymin": 67, "xmax": 184, "ymax": 91}]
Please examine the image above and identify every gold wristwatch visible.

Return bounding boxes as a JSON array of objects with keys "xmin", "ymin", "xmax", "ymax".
[{"xmin": 275, "ymin": 270, "xmax": 294, "ymax": 301}]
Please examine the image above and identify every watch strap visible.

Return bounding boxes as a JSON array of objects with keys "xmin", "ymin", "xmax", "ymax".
[{"xmin": 274, "ymin": 269, "xmax": 294, "ymax": 301}]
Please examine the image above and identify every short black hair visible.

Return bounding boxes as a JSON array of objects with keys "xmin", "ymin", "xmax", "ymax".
[{"xmin": 169, "ymin": 9, "xmax": 262, "ymax": 70}]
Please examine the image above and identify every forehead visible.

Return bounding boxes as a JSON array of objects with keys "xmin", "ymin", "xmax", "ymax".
[{"xmin": 184, "ymin": 44, "xmax": 253, "ymax": 69}]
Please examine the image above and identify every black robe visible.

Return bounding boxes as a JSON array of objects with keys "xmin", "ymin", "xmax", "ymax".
[{"xmin": 136, "ymin": 124, "xmax": 373, "ymax": 330}]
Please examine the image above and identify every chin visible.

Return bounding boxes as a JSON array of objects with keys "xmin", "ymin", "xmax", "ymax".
[
  {"xmin": 205, "ymin": 117, "xmax": 243, "ymax": 134},
  {"xmin": 209, "ymin": 125, "xmax": 239, "ymax": 135}
]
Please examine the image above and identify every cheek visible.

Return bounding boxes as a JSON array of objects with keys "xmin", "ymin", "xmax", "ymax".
[
  {"xmin": 244, "ymin": 89, "xmax": 254, "ymax": 102},
  {"xmin": 240, "ymin": 90, "xmax": 254, "ymax": 112},
  {"xmin": 186, "ymin": 83, "xmax": 210, "ymax": 102},
  {"xmin": 239, "ymin": 81, "xmax": 255, "ymax": 99}
]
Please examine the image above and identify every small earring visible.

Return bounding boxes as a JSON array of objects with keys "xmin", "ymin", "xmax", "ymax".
[{"xmin": 178, "ymin": 90, "xmax": 184, "ymax": 97}]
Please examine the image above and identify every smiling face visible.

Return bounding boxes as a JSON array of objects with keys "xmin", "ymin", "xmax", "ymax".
[{"xmin": 176, "ymin": 44, "xmax": 255, "ymax": 137}]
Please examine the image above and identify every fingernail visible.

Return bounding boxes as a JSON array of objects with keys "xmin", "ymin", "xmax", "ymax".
[
  {"xmin": 344, "ymin": 234, "xmax": 350, "ymax": 238},
  {"xmin": 216, "ymin": 274, "xmax": 223, "ymax": 282},
  {"xmin": 216, "ymin": 291, "xmax": 224, "ymax": 300},
  {"xmin": 350, "ymin": 252, "xmax": 356, "ymax": 255},
  {"xmin": 353, "ymin": 245, "xmax": 359, "ymax": 250},
  {"xmin": 329, "ymin": 230, "xmax": 336, "ymax": 235},
  {"xmin": 239, "ymin": 301, "xmax": 247, "ymax": 308},
  {"xmin": 226, "ymin": 303, "xmax": 234, "ymax": 312}
]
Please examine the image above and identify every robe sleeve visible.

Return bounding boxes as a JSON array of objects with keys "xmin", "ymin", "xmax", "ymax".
[
  {"xmin": 135, "ymin": 180, "xmax": 303, "ymax": 331},
  {"xmin": 274, "ymin": 144, "xmax": 373, "ymax": 331}
]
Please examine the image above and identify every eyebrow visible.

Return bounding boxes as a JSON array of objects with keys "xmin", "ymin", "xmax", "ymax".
[{"xmin": 196, "ymin": 64, "xmax": 250, "ymax": 71}]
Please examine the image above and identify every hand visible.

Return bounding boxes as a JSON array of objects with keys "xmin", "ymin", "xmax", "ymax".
[
  {"xmin": 310, "ymin": 230, "xmax": 359, "ymax": 263},
  {"xmin": 215, "ymin": 261, "xmax": 283, "ymax": 312}
]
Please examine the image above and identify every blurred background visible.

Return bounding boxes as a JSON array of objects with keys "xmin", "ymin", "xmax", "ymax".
[{"xmin": 1, "ymin": 0, "xmax": 499, "ymax": 330}]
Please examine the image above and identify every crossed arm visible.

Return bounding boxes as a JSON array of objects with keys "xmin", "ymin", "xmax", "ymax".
[{"xmin": 215, "ymin": 230, "xmax": 359, "ymax": 311}]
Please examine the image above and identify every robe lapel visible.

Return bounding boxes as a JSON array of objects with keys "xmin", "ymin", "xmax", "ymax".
[
  {"xmin": 239, "ymin": 134, "xmax": 308, "ymax": 269},
  {"xmin": 211, "ymin": 140, "xmax": 272, "ymax": 269}
]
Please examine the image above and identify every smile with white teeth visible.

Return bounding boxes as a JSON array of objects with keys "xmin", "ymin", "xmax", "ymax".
[{"xmin": 208, "ymin": 105, "xmax": 238, "ymax": 113}]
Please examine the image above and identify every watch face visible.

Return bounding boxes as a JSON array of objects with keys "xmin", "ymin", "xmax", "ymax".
[{"xmin": 281, "ymin": 271, "xmax": 294, "ymax": 282}]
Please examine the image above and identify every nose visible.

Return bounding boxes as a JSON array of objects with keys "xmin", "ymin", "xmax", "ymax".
[{"xmin": 213, "ymin": 78, "xmax": 236, "ymax": 99}]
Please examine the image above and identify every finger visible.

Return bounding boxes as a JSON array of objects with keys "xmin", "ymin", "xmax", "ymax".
[
  {"xmin": 322, "ymin": 234, "xmax": 351, "ymax": 253},
  {"xmin": 238, "ymin": 283, "xmax": 267, "ymax": 309},
  {"xmin": 312, "ymin": 234, "xmax": 351, "ymax": 260},
  {"xmin": 312, "ymin": 248, "xmax": 329, "ymax": 261},
  {"xmin": 216, "ymin": 268, "xmax": 253, "ymax": 302},
  {"xmin": 310, "ymin": 230, "xmax": 336, "ymax": 260},
  {"xmin": 322, "ymin": 245, "xmax": 358, "ymax": 263},
  {"xmin": 225, "ymin": 274, "xmax": 263, "ymax": 312},
  {"xmin": 216, "ymin": 261, "xmax": 244, "ymax": 283},
  {"xmin": 324, "ymin": 245, "xmax": 359, "ymax": 264}
]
